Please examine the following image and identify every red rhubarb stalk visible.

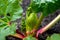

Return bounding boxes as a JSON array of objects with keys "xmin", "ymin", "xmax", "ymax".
[
  {"xmin": 11, "ymin": 29, "xmax": 26, "ymax": 39},
  {"xmin": 36, "ymin": 14, "xmax": 60, "ymax": 37},
  {"xmin": 16, "ymin": 29, "xmax": 25, "ymax": 37},
  {"xmin": 13, "ymin": 33, "xmax": 25, "ymax": 39}
]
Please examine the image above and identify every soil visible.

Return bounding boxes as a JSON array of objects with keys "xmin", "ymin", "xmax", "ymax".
[
  {"xmin": 38, "ymin": 10, "xmax": 60, "ymax": 40},
  {"xmin": 6, "ymin": 35, "xmax": 22, "ymax": 40}
]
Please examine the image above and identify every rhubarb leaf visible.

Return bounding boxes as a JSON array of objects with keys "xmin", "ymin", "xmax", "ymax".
[
  {"xmin": 46, "ymin": 34, "xmax": 60, "ymax": 40},
  {"xmin": 28, "ymin": 0, "xmax": 60, "ymax": 16},
  {"xmin": 0, "ymin": 0, "xmax": 23, "ymax": 21},
  {"xmin": 0, "ymin": 0, "xmax": 23, "ymax": 40},
  {"xmin": 23, "ymin": 36, "xmax": 37, "ymax": 40},
  {"xmin": 26, "ymin": 13, "xmax": 38, "ymax": 31},
  {"xmin": 0, "ymin": 23, "xmax": 16, "ymax": 40}
]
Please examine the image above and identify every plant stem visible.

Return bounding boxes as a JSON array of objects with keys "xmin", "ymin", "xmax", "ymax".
[
  {"xmin": 16, "ymin": 29, "xmax": 25, "ymax": 37},
  {"xmin": 11, "ymin": 29, "xmax": 26, "ymax": 39},
  {"xmin": 12, "ymin": 33, "xmax": 25, "ymax": 39},
  {"xmin": 36, "ymin": 14, "xmax": 60, "ymax": 37}
]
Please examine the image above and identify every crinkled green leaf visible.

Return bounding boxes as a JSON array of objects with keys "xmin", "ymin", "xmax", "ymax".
[
  {"xmin": 46, "ymin": 34, "xmax": 60, "ymax": 40},
  {"xmin": 23, "ymin": 36, "xmax": 37, "ymax": 40},
  {"xmin": 26, "ymin": 13, "xmax": 38, "ymax": 31},
  {"xmin": 28, "ymin": 0, "xmax": 60, "ymax": 16},
  {"xmin": 0, "ymin": 0, "xmax": 23, "ymax": 21},
  {"xmin": 0, "ymin": 23, "xmax": 16, "ymax": 40},
  {"xmin": 26, "ymin": 13, "xmax": 37, "ymax": 27}
]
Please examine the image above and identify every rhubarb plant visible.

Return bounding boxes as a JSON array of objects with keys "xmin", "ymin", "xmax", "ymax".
[{"xmin": 0, "ymin": 0, "xmax": 60, "ymax": 40}]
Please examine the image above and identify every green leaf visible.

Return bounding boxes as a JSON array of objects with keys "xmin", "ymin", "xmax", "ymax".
[
  {"xmin": 0, "ymin": 0, "xmax": 23, "ymax": 40},
  {"xmin": 0, "ymin": 23, "xmax": 16, "ymax": 40},
  {"xmin": 23, "ymin": 36, "xmax": 37, "ymax": 40},
  {"xmin": 0, "ymin": 0, "xmax": 22, "ymax": 40},
  {"xmin": 46, "ymin": 34, "xmax": 60, "ymax": 40},
  {"xmin": 0, "ymin": 0, "xmax": 23, "ymax": 21},
  {"xmin": 26, "ymin": 13, "xmax": 38, "ymax": 31},
  {"xmin": 28, "ymin": 0, "xmax": 60, "ymax": 16}
]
